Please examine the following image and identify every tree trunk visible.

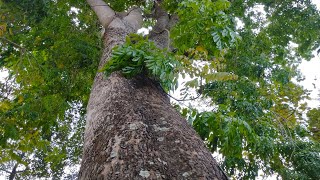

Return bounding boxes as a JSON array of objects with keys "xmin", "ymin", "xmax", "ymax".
[{"xmin": 79, "ymin": 4, "xmax": 228, "ymax": 180}]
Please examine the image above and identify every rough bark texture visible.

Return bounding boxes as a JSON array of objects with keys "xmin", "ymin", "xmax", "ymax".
[{"xmin": 79, "ymin": 5, "xmax": 228, "ymax": 180}]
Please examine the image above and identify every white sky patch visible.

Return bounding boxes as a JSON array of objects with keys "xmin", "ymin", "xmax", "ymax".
[
  {"xmin": 299, "ymin": 54, "xmax": 320, "ymax": 108},
  {"xmin": 235, "ymin": 17, "xmax": 244, "ymax": 29},
  {"xmin": 137, "ymin": 27, "xmax": 151, "ymax": 35},
  {"xmin": 68, "ymin": 7, "xmax": 81, "ymax": 26},
  {"xmin": 245, "ymin": 4, "xmax": 268, "ymax": 34},
  {"xmin": 0, "ymin": 69, "xmax": 8, "ymax": 82},
  {"xmin": 312, "ymin": 0, "xmax": 320, "ymax": 9},
  {"xmin": 299, "ymin": 0, "xmax": 320, "ymax": 108}
]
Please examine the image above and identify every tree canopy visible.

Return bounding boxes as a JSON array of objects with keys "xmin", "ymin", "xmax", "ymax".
[{"xmin": 1, "ymin": 0, "xmax": 320, "ymax": 179}]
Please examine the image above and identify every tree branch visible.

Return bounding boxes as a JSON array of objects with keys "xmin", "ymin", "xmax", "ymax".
[
  {"xmin": 123, "ymin": 7, "xmax": 143, "ymax": 31},
  {"xmin": 148, "ymin": 1, "xmax": 172, "ymax": 49},
  {"xmin": 86, "ymin": 0, "xmax": 115, "ymax": 28},
  {"xmin": 167, "ymin": 92, "xmax": 201, "ymax": 102},
  {"xmin": 151, "ymin": 1, "xmax": 170, "ymax": 33},
  {"xmin": 0, "ymin": 37, "xmax": 26, "ymax": 51}
]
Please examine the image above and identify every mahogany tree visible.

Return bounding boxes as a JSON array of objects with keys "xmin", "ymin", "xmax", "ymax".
[{"xmin": 0, "ymin": 0, "xmax": 320, "ymax": 179}]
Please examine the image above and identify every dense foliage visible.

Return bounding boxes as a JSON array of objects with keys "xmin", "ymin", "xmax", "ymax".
[
  {"xmin": 1, "ymin": 0, "xmax": 320, "ymax": 179},
  {"xmin": 101, "ymin": 34, "xmax": 180, "ymax": 91},
  {"xmin": 307, "ymin": 107, "xmax": 320, "ymax": 141},
  {"xmin": 0, "ymin": 0, "xmax": 101, "ymax": 178}
]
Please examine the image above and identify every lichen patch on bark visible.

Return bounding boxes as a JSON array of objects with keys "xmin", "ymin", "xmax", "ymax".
[{"xmin": 139, "ymin": 170, "xmax": 151, "ymax": 178}]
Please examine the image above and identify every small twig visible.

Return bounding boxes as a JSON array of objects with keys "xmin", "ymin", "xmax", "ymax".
[
  {"xmin": 284, "ymin": 110, "xmax": 295, "ymax": 120},
  {"xmin": 0, "ymin": 37, "xmax": 25, "ymax": 51},
  {"xmin": 271, "ymin": 111, "xmax": 297, "ymax": 160},
  {"xmin": 167, "ymin": 92, "xmax": 201, "ymax": 102},
  {"xmin": 167, "ymin": 77, "xmax": 204, "ymax": 102}
]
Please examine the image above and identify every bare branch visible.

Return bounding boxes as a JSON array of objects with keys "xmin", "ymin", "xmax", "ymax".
[
  {"xmin": 86, "ymin": 0, "xmax": 115, "ymax": 28},
  {"xmin": 152, "ymin": 1, "xmax": 170, "ymax": 32}
]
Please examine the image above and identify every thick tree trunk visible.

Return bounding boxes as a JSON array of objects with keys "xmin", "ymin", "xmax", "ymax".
[{"xmin": 79, "ymin": 4, "xmax": 228, "ymax": 180}]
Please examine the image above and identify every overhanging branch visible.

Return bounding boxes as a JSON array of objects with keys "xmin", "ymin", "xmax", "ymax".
[{"xmin": 86, "ymin": 0, "xmax": 115, "ymax": 28}]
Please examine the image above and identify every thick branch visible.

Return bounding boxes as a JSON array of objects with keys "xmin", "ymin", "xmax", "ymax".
[
  {"xmin": 86, "ymin": 0, "xmax": 115, "ymax": 28},
  {"xmin": 123, "ymin": 7, "xmax": 143, "ymax": 31},
  {"xmin": 151, "ymin": 1, "xmax": 170, "ymax": 33},
  {"xmin": 149, "ymin": 1, "xmax": 176, "ymax": 50}
]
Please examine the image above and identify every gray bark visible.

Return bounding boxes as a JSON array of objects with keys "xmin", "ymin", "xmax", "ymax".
[
  {"xmin": 79, "ymin": 2, "xmax": 228, "ymax": 179},
  {"xmin": 86, "ymin": 0, "xmax": 115, "ymax": 28}
]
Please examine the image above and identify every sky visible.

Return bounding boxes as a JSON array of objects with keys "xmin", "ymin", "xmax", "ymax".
[
  {"xmin": 299, "ymin": 52, "xmax": 320, "ymax": 108},
  {"xmin": 297, "ymin": 0, "xmax": 320, "ymax": 110}
]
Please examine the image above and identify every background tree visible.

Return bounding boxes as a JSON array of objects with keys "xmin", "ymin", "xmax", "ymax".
[
  {"xmin": 0, "ymin": 0, "xmax": 320, "ymax": 179},
  {"xmin": 0, "ymin": 0, "xmax": 100, "ymax": 178}
]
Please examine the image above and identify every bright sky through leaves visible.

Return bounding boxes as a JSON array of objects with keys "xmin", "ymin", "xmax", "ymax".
[{"xmin": 296, "ymin": 0, "xmax": 320, "ymax": 108}]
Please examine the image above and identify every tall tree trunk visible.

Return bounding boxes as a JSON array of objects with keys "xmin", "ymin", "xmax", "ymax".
[{"xmin": 79, "ymin": 2, "xmax": 228, "ymax": 179}]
